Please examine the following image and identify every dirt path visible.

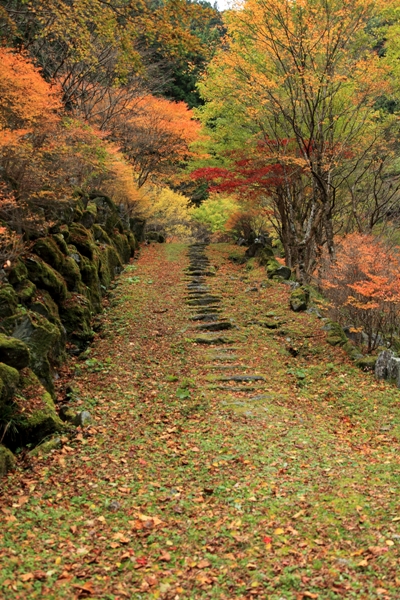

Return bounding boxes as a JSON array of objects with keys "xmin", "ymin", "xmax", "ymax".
[{"xmin": 1, "ymin": 243, "xmax": 399, "ymax": 599}]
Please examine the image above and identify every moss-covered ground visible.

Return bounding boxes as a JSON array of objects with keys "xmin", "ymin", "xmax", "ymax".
[{"xmin": 0, "ymin": 243, "xmax": 399, "ymax": 599}]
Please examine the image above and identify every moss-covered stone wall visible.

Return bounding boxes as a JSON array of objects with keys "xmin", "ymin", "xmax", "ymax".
[{"xmin": 0, "ymin": 194, "xmax": 138, "ymax": 472}]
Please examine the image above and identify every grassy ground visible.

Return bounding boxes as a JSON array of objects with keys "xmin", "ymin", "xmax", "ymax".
[{"xmin": 0, "ymin": 243, "xmax": 399, "ymax": 599}]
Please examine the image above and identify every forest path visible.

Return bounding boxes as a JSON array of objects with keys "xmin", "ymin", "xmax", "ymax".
[{"xmin": 1, "ymin": 243, "xmax": 399, "ymax": 599}]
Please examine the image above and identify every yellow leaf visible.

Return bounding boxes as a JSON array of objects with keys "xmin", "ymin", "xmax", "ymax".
[
  {"xmin": 274, "ymin": 528, "xmax": 284, "ymax": 535},
  {"xmin": 55, "ymin": 557, "xmax": 62, "ymax": 565}
]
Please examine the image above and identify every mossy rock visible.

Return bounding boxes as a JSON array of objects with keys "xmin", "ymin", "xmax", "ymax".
[
  {"xmin": 355, "ymin": 355, "xmax": 377, "ymax": 371},
  {"xmin": 30, "ymin": 290, "xmax": 62, "ymax": 327},
  {"xmin": 11, "ymin": 311, "xmax": 63, "ymax": 395},
  {"xmin": 0, "ymin": 445, "xmax": 15, "ymax": 477},
  {"xmin": 129, "ymin": 218, "xmax": 146, "ymax": 242},
  {"xmin": 53, "ymin": 228, "xmax": 70, "ymax": 249},
  {"xmin": 0, "ymin": 362, "xmax": 19, "ymax": 407},
  {"xmin": 127, "ymin": 232, "xmax": 137, "ymax": 255},
  {"xmin": 342, "ymin": 341, "xmax": 363, "ymax": 359},
  {"xmin": 25, "ymin": 255, "xmax": 67, "ymax": 302},
  {"xmin": 61, "ymin": 255, "xmax": 83, "ymax": 291},
  {"xmin": 290, "ymin": 287, "xmax": 310, "ymax": 312},
  {"xmin": 92, "ymin": 224, "xmax": 112, "ymax": 245},
  {"xmin": 73, "ymin": 198, "xmax": 85, "ymax": 222},
  {"xmin": 80, "ymin": 201, "xmax": 98, "ymax": 228},
  {"xmin": 29, "ymin": 436, "xmax": 62, "ymax": 457},
  {"xmin": 256, "ymin": 247, "xmax": 275, "ymax": 266},
  {"xmin": 7, "ymin": 259, "xmax": 28, "ymax": 286},
  {"xmin": 99, "ymin": 245, "xmax": 123, "ymax": 289},
  {"xmin": 112, "ymin": 232, "xmax": 131, "ymax": 263},
  {"xmin": 325, "ymin": 321, "xmax": 347, "ymax": 347},
  {"xmin": 15, "ymin": 279, "xmax": 37, "ymax": 303},
  {"xmin": 91, "ymin": 195, "xmax": 121, "ymax": 234},
  {"xmin": 16, "ymin": 369, "xmax": 64, "ymax": 445},
  {"xmin": 0, "ymin": 284, "xmax": 18, "ymax": 318},
  {"xmin": 32, "ymin": 237, "xmax": 65, "ymax": 272},
  {"xmin": 0, "ymin": 334, "xmax": 30, "ymax": 370},
  {"xmin": 69, "ymin": 224, "xmax": 97, "ymax": 260},
  {"xmin": 79, "ymin": 256, "xmax": 101, "ymax": 311},
  {"xmin": 60, "ymin": 294, "xmax": 94, "ymax": 345}
]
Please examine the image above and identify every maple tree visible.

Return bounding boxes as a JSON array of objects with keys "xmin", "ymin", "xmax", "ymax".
[
  {"xmin": 195, "ymin": 0, "xmax": 398, "ymax": 282},
  {"xmin": 113, "ymin": 95, "xmax": 201, "ymax": 187},
  {"xmin": 320, "ymin": 233, "xmax": 400, "ymax": 351}
]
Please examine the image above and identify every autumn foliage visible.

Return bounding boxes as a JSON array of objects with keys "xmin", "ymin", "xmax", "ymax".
[{"xmin": 319, "ymin": 234, "xmax": 400, "ymax": 351}]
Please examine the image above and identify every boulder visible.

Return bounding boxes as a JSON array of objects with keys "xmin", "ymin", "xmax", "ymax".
[
  {"xmin": 16, "ymin": 369, "xmax": 64, "ymax": 445},
  {"xmin": 375, "ymin": 350, "xmax": 394, "ymax": 380},
  {"xmin": 80, "ymin": 201, "xmax": 97, "ymax": 228},
  {"xmin": 387, "ymin": 356, "xmax": 400, "ymax": 385},
  {"xmin": 7, "ymin": 259, "xmax": 28, "ymax": 286},
  {"xmin": 0, "ymin": 362, "xmax": 19, "ymax": 407},
  {"xmin": 32, "ymin": 237, "xmax": 65, "ymax": 272},
  {"xmin": 355, "ymin": 355, "xmax": 377, "ymax": 371},
  {"xmin": 25, "ymin": 255, "xmax": 67, "ymax": 302},
  {"xmin": 324, "ymin": 321, "xmax": 348, "ymax": 346},
  {"xmin": 290, "ymin": 287, "xmax": 310, "ymax": 312},
  {"xmin": 12, "ymin": 311, "xmax": 63, "ymax": 395},
  {"xmin": 0, "ymin": 334, "xmax": 30, "ymax": 370},
  {"xmin": 0, "ymin": 445, "xmax": 15, "ymax": 477},
  {"xmin": 29, "ymin": 436, "xmax": 62, "ymax": 457},
  {"xmin": 129, "ymin": 218, "xmax": 146, "ymax": 242},
  {"xmin": 0, "ymin": 284, "xmax": 18, "ymax": 318},
  {"xmin": 14, "ymin": 279, "xmax": 36, "ymax": 303},
  {"xmin": 68, "ymin": 224, "xmax": 97, "ymax": 260},
  {"xmin": 60, "ymin": 294, "xmax": 94, "ymax": 345}
]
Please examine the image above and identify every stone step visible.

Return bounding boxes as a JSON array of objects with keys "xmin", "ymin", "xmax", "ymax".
[
  {"xmin": 189, "ymin": 313, "xmax": 221, "ymax": 321},
  {"xmin": 208, "ymin": 385, "xmax": 258, "ymax": 392},
  {"xmin": 188, "ymin": 306, "xmax": 223, "ymax": 314},
  {"xmin": 192, "ymin": 335, "xmax": 235, "ymax": 345},
  {"xmin": 187, "ymin": 270, "xmax": 216, "ymax": 277},
  {"xmin": 194, "ymin": 321, "xmax": 233, "ymax": 331},
  {"xmin": 187, "ymin": 297, "xmax": 221, "ymax": 306},
  {"xmin": 205, "ymin": 364, "xmax": 247, "ymax": 370},
  {"xmin": 214, "ymin": 375, "xmax": 266, "ymax": 382}
]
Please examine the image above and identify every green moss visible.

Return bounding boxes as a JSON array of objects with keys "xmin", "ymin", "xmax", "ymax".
[
  {"xmin": 79, "ymin": 256, "xmax": 101, "ymax": 311},
  {"xmin": 69, "ymin": 224, "xmax": 97, "ymax": 259},
  {"xmin": 30, "ymin": 290, "xmax": 61, "ymax": 326},
  {"xmin": 256, "ymin": 247, "xmax": 275, "ymax": 266},
  {"xmin": 355, "ymin": 355, "xmax": 377, "ymax": 371},
  {"xmin": 0, "ymin": 445, "xmax": 15, "ymax": 477},
  {"xmin": 0, "ymin": 334, "xmax": 30, "ymax": 370},
  {"xmin": 17, "ymin": 369, "xmax": 64, "ymax": 445},
  {"xmin": 99, "ymin": 245, "xmax": 123, "ymax": 289},
  {"xmin": 7, "ymin": 259, "xmax": 28, "ymax": 286},
  {"xmin": 92, "ymin": 224, "xmax": 112, "ymax": 245},
  {"xmin": 290, "ymin": 287, "xmax": 310, "ymax": 312},
  {"xmin": 60, "ymin": 294, "xmax": 94, "ymax": 345},
  {"xmin": 0, "ymin": 362, "xmax": 19, "ymax": 407},
  {"xmin": 25, "ymin": 255, "xmax": 67, "ymax": 301},
  {"xmin": 127, "ymin": 232, "xmax": 137, "ymax": 255},
  {"xmin": 29, "ymin": 436, "xmax": 62, "ymax": 457},
  {"xmin": 129, "ymin": 217, "xmax": 146, "ymax": 242},
  {"xmin": 33, "ymin": 237, "xmax": 65, "ymax": 271},
  {"xmin": 112, "ymin": 232, "xmax": 131, "ymax": 263},
  {"xmin": 15, "ymin": 280, "xmax": 36, "ymax": 303},
  {"xmin": 325, "ymin": 321, "xmax": 347, "ymax": 347},
  {"xmin": 0, "ymin": 284, "xmax": 18, "ymax": 317},
  {"xmin": 62, "ymin": 256, "xmax": 83, "ymax": 291},
  {"xmin": 12, "ymin": 311, "xmax": 63, "ymax": 396},
  {"xmin": 73, "ymin": 198, "xmax": 85, "ymax": 222},
  {"xmin": 80, "ymin": 201, "xmax": 98, "ymax": 228}
]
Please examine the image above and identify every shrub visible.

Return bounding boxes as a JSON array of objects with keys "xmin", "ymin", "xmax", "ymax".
[{"xmin": 319, "ymin": 233, "xmax": 400, "ymax": 352}]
